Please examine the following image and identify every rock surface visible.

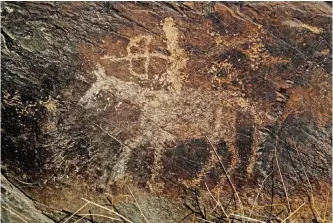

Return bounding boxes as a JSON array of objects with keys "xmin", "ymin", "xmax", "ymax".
[
  {"xmin": 1, "ymin": 174, "xmax": 54, "ymax": 223},
  {"xmin": 1, "ymin": 2, "xmax": 332, "ymax": 222}
]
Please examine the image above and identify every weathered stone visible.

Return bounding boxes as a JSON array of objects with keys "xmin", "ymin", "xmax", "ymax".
[
  {"xmin": 1, "ymin": 174, "xmax": 54, "ymax": 223},
  {"xmin": 1, "ymin": 2, "xmax": 332, "ymax": 222}
]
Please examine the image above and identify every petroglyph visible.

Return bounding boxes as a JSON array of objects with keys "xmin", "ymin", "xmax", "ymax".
[
  {"xmin": 101, "ymin": 35, "xmax": 167, "ymax": 81},
  {"xmin": 162, "ymin": 17, "xmax": 189, "ymax": 92},
  {"xmin": 2, "ymin": 3, "xmax": 331, "ymax": 220},
  {"xmin": 79, "ymin": 17, "xmax": 276, "ymax": 188},
  {"xmin": 96, "ymin": 18, "xmax": 188, "ymax": 93},
  {"xmin": 283, "ymin": 19, "xmax": 323, "ymax": 34}
]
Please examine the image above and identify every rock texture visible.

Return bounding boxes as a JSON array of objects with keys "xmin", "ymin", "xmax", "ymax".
[
  {"xmin": 1, "ymin": 2, "xmax": 332, "ymax": 222},
  {"xmin": 1, "ymin": 174, "xmax": 54, "ymax": 223}
]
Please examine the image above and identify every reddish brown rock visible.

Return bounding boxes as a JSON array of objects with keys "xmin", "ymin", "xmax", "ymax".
[{"xmin": 1, "ymin": 2, "xmax": 332, "ymax": 222}]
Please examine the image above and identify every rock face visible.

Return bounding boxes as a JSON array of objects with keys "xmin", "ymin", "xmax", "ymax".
[
  {"xmin": 1, "ymin": 2, "xmax": 332, "ymax": 222},
  {"xmin": 1, "ymin": 174, "xmax": 54, "ymax": 223}
]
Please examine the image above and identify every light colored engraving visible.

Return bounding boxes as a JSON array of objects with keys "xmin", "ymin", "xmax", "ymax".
[
  {"xmin": 162, "ymin": 17, "xmax": 188, "ymax": 92},
  {"xmin": 283, "ymin": 19, "xmax": 323, "ymax": 34},
  {"xmin": 79, "ymin": 17, "xmax": 273, "ymax": 189},
  {"xmin": 101, "ymin": 35, "xmax": 168, "ymax": 81}
]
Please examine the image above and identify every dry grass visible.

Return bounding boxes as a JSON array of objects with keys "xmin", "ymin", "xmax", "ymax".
[
  {"xmin": 73, "ymin": 214, "xmax": 121, "ymax": 223},
  {"xmin": 205, "ymin": 182, "xmax": 230, "ymax": 223},
  {"xmin": 180, "ymin": 137, "xmax": 329, "ymax": 223},
  {"xmin": 62, "ymin": 198, "xmax": 134, "ymax": 223},
  {"xmin": 53, "ymin": 124, "xmax": 330, "ymax": 223},
  {"xmin": 281, "ymin": 202, "xmax": 306, "ymax": 223},
  {"xmin": 206, "ymin": 136, "xmax": 245, "ymax": 221},
  {"xmin": 291, "ymin": 138, "xmax": 331, "ymax": 223},
  {"xmin": 127, "ymin": 186, "xmax": 150, "ymax": 223},
  {"xmin": 274, "ymin": 140, "xmax": 291, "ymax": 214},
  {"xmin": 323, "ymin": 190, "xmax": 330, "ymax": 222},
  {"xmin": 1, "ymin": 205, "xmax": 30, "ymax": 223},
  {"xmin": 247, "ymin": 171, "xmax": 273, "ymax": 222}
]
